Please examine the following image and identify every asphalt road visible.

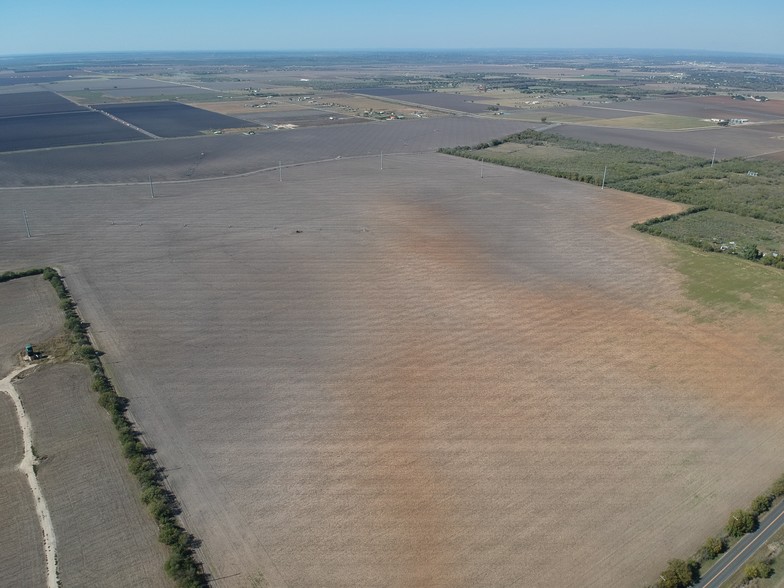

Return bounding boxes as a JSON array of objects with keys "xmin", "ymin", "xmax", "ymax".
[{"xmin": 695, "ymin": 498, "xmax": 784, "ymax": 587}]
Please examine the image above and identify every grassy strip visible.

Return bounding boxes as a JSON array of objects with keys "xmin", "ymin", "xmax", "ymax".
[{"xmin": 3, "ymin": 268, "xmax": 207, "ymax": 587}]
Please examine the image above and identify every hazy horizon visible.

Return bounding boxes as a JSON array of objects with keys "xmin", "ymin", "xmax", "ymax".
[{"xmin": 3, "ymin": 0, "xmax": 782, "ymax": 57}]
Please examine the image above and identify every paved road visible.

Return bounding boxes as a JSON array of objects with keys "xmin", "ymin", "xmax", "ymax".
[{"xmin": 695, "ymin": 498, "xmax": 784, "ymax": 587}]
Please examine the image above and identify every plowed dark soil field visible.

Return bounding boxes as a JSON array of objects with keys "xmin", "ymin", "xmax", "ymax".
[
  {"xmin": 0, "ymin": 91, "xmax": 86, "ymax": 118},
  {"xmin": 352, "ymin": 88, "xmax": 491, "ymax": 113},
  {"xmin": 0, "ymin": 111, "xmax": 146, "ymax": 152},
  {"xmin": 92, "ymin": 101, "xmax": 255, "ymax": 137}
]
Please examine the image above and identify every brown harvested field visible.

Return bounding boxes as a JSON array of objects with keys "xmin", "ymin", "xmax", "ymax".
[
  {"xmin": 0, "ymin": 393, "xmax": 47, "ymax": 587},
  {"xmin": 4, "ymin": 153, "xmax": 784, "ymax": 586},
  {"xmin": 687, "ymin": 96, "xmax": 784, "ymax": 119},
  {"xmin": 547, "ymin": 96, "xmax": 784, "ymax": 122},
  {"xmin": 0, "ymin": 116, "xmax": 533, "ymax": 187},
  {"xmin": 552, "ymin": 122, "xmax": 784, "ymax": 159},
  {"xmin": 0, "ymin": 276, "xmax": 62, "ymax": 376},
  {"xmin": 0, "ymin": 276, "xmax": 57, "ymax": 587},
  {"xmin": 14, "ymin": 363, "xmax": 172, "ymax": 587}
]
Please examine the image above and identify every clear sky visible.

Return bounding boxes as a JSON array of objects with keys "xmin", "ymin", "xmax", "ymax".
[{"xmin": 1, "ymin": 0, "xmax": 782, "ymax": 56}]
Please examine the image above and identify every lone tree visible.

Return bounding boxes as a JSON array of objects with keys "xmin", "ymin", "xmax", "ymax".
[
  {"xmin": 725, "ymin": 509, "xmax": 757, "ymax": 537},
  {"xmin": 658, "ymin": 559, "xmax": 699, "ymax": 588}
]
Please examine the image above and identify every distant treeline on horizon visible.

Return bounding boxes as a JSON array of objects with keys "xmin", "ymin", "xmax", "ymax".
[{"xmin": 2, "ymin": 48, "xmax": 783, "ymax": 68}]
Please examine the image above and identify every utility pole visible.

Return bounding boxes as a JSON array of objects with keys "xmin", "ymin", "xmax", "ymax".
[
  {"xmin": 711, "ymin": 148, "xmax": 717, "ymax": 168},
  {"xmin": 149, "ymin": 175, "xmax": 155, "ymax": 199},
  {"xmin": 380, "ymin": 151, "xmax": 383, "ymax": 171},
  {"xmin": 481, "ymin": 158, "xmax": 484, "ymax": 179},
  {"xmin": 601, "ymin": 165, "xmax": 607, "ymax": 190},
  {"xmin": 23, "ymin": 210, "xmax": 31, "ymax": 238},
  {"xmin": 279, "ymin": 161, "xmax": 282, "ymax": 182}
]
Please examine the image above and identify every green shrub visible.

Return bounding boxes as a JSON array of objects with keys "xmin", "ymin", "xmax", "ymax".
[
  {"xmin": 129, "ymin": 455, "xmax": 159, "ymax": 485},
  {"xmin": 725, "ymin": 509, "xmax": 757, "ymax": 537},
  {"xmin": 76, "ymin": 345, "xmax": 97, "ymax": 360},
  {"xmin": 771, "ymin": 474, "xmax": 784, "ymax": 497},
  {"xmin": 159, "ymin": 522, "xmax": 189, "ymax": 547},
  {"xmin": 92, "ymin": 374, "xmax": 112, "ymax": 393},
  {"xmin": 750, "ymin": 493, "xmax": 775, "ymax": 516},
  {"xmin": 148, "ymin": 496, "xmax": 175, "ymax": 523},
  {"xmin": 700, "ymin": 535, "xmax": 726, "ymax": 560},
  {"xmin": 743, "ymin": 560, "xmax": 773, "ymax": 580},
  {"xmin": 141, "ymin": 485, "xmax": 167, "ymax": 506},
  {"xmin": 123, "ymin": 439, "xmax": 145, "ymax": 459},
  {"xmin": 657, "ymin": 558, "xmax": 699, "ymax": 588}
]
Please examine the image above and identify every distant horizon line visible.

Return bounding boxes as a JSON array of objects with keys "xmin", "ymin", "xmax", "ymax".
[{"xmin": 2, "ymin": 47, "xmax": 783, "ymax": 59}]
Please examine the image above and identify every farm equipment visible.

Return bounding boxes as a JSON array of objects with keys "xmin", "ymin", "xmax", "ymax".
[{"xmin": 24, "ymin": 344, "xmax": 40, "ymax": 361}]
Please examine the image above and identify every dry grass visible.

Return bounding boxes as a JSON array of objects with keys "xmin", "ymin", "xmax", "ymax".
[{"xmin": 3, "ymin": 155, "xmax": 784, "ymax": 586}]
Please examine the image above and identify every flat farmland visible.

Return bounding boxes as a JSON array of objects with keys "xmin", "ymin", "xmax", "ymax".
[
  {"xmin": 0, "ymin": 116, "xmax": 534, "ymax": 186},
  {"xmin": 0, "ymin": 275, "xmax": 62, "ymax": 587},
  {"xmin": 0, "ymin": 111, "xmax": 146, "ymax": 153},
  {"xmin": 552, "ymin": 122, "xmax": 784, "ymax": 159},
  {"xmin": 549, "ymin": 96, "xmax": 784, "ymax": 122},
  {"xmin": 4, "ymin": 154, "xmax": 784, "ymax": 586},
  {"xmin": 0, "ymin": 74, "xmax": 74, "ymax": 87},
  {"xmin": 15, "ymin": 363, "xmax": 171, "ymax": 587},
  {"xmin": 0, "ymin": 393, "xmax": 47, "ymax": 587},
  {"xmin": 0, "ymin": 91, "xmax": 86, "ymax": 118},
  {"xmin": 0, "ymin": 276, "xmax": 62, "ymax": 376},
  {"xmin": 236, "ymin": 108, "xmax": 366, "ymax": 128},
  {"xmin": 351, "ymin": 88, "xmax": 491, "ymax": 114},
  {"xmin": 584, "ymin": 114, "xmax": 715, "ymax": 130},
  {"xmin": 535, "ymin": 104, "xmax": 645, "ymax": 120},
  {"xmin": 92, "ymin": 101, "xmax": 255, "ymax": 138},
  {"xmin": 101, "ymin": 86, "xmax": 219, "ymax": 99}
]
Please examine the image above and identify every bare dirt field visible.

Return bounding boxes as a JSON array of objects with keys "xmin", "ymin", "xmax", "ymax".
[
  {"xmin": 0, "ymin": 392, "xmax": 47, "ymax": 587},
  {"xmin": 0, "ymin": 116, "xmax": 533, "ymax": 186},
  {"xmin": 0, "ymin": 275, "xmax": 60, "ymax": 587},
  {"xmin": 552, "ymin": 122, "xmax": 784, "ymax": 159},
  {"xmin": 553, "ymin": 96, "xmax": 784, "ymax": 122},
  {"xmin": 0, "ymin": 276, "xmax": 62, "ymax": 376},
  {"xmin": 352, "ymin": 88, "xmax": 491, "ymax": 114},
  {"xmin": 14, "ymin": 363, "xmax": 172, "ymax": 587},
  {"xmin": 4, "ymin": 154, "xmax": 784, "ymax": 587}
]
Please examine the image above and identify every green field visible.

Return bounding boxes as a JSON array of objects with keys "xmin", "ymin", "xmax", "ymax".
[
  {"xmin": 464, "ymin": 132, "xmax": 702, "ymax": 184},
  {"xmin": 674, "ymin": 243, "xmax": 784, "ymax": 315},
  {"xmin": 638, "ymin": 209, "xmax": 784, "ymax": 261},
  {"xmin": 441, "ymin": 130, "xmax": 784, "ymax": 269}
]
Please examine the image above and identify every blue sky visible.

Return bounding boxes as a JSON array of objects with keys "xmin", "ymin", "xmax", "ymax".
[{"xmin": 1, "ymin": 0, "xmax": 782, "ymax": 56}]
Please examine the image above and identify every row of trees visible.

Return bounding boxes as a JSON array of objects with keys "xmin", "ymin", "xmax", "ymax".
[
  {"xmin": 653, "ymin": 473, "xmax": 784, "ymax": 587},
  {"xmin": 31, "ymin": 268, "xmax": 207, "ymax": 587}
]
